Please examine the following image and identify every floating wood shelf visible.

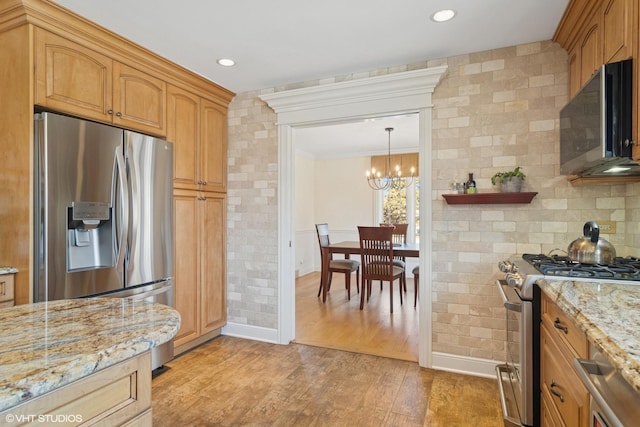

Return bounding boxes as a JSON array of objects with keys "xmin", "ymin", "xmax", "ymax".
[{"xmin": 442, "ymin": 192, "xmax": 538, "ymax": 205}]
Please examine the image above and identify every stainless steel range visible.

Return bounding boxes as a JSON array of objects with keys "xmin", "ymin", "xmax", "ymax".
[{"xmin": 495, "ymin": 253, "xmax": 640, "ymax": 427}]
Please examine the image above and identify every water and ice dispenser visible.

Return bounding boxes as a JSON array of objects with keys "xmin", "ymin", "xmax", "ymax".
[{"xmin": 67, "ymin": 201, "xmax": 115, "ymax": 271}]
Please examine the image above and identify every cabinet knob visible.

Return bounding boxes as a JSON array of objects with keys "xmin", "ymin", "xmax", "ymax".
[
  {"xmin": 107, "ymin": 109, "xmax": 114, "ymax": 115},
  {"xmin": 116, "ymin": 112, "xmax": 122, "ymax": 118}
]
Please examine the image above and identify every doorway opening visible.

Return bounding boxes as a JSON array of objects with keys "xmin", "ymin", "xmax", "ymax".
[
  {"xmin": 259, "ymin": 65, "xmax": 448, "ymax": 367},
  {"xmin": 292, "ymin": 113, "xmax": 420, "ymax": 360}
]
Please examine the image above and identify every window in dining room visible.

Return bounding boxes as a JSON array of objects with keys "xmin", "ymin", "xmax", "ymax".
[{"xmin": 381, "ymin": 179, "xmax": 419, "ymax": 243}]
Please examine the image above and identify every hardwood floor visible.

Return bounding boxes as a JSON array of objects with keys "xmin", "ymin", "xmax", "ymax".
[
  {"xmin": 295, "ymin": 271, "xmax": 419, "ymax": 361},
  {"xmin": 152, "ymin": 336, "xmax": 503, "ymax": 426},
  {"xmin": 151, "ymin": 271, "xmax": 502, "ymax": 425}
]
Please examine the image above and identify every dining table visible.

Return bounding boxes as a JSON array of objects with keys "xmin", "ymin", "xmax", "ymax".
[{"xmin": 320, "ymin": 241, "xmax": 419, "ymax": 302}]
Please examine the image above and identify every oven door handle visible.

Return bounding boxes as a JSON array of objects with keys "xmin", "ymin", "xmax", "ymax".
[{"xmin": 496, "ymin": 279, "xmax": 521, "ymax": 312}]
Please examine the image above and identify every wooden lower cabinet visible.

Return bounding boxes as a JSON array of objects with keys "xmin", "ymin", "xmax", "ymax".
[
  {"xmin": 0, "ymin": 352, "xmax": 152, "ymax": 426},
  {"xmin": 540, "ymin": 294, "xmax": 590, "ymax": 427},
  {"xmin": 541, "ymin": 387, "xmax": 564, "ymax": 427},
  {"xmin": 0, "ymin": 274, "xmax": 15, "ymax": 308},
  {"xmin": 173, "ymin": 189, "xmax": 226, "ymax": 351}
]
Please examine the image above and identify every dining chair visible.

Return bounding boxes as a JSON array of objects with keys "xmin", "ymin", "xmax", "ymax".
[
  {"xmin": 380, "ymin": 223, "xmax": 408, "ymax": 292},
  {"xmin": 315, "ymin": 223, "xmax": 360, "ymax": 300},
  {"xmin": 358, "ymin": 226, "xmax": 404, "ymax": 313}
]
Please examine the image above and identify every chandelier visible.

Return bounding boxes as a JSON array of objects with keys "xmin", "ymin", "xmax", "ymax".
[{"xmin": 365, "ymin": 127, "xmax": 415, "ymax": 190}]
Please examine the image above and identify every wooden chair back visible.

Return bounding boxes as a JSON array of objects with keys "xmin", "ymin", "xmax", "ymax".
[
  {"xmin": 380, "ymin": 223, "xmax": 408, "ymax": 246},
  {"xmin": 316, "ymin": 223, "xmax": 332, "ymax": 261},
  {"xmin": 358, "ymin": 226, "xmax": 395, "ymax": 281}
]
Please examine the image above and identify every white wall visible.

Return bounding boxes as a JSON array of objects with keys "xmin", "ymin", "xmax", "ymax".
[
  {"xmin": 295, "ymin": 154, "xmax": 374, "ymax": 275},
  {"xmin": 295, "ymin": 154, "xmax": 316, "ymax": 276}
]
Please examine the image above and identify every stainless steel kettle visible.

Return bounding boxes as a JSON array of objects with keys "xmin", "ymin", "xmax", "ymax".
[{"xmin": 567, "ymin": 221, "xmax": 616, "ymax": 265}]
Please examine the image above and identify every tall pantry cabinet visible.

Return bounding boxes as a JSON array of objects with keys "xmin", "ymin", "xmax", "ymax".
[
  {"xmin": 167, "ymin": 85, "xmax": 228, "ymax": 352},
  {"xmin": 0, "ymin": 0, "xmax": 233, "ymax": 349}
]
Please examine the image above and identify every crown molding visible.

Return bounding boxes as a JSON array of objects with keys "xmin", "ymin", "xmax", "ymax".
[{"xmin": 259, "ymin": 66, "xmax": 448, "ymax": 125}]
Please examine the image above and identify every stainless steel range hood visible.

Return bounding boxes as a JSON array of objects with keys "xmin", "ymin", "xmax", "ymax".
[{"xmin": 565, "ymin": 155, "xmax": 640, "ymax": 177}]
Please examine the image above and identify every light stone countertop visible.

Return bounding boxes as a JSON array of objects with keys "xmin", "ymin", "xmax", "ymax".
[
  {"xmin": 537, "ymin": 278, "xmax": 640, "ymax": 395},
  {"xmin": 0, "ymin": 267, "xmax": 18, "ymax": 275},
  {"xmin": 0, "ymin": 297, "xmax": 181, "ymax": 412}
]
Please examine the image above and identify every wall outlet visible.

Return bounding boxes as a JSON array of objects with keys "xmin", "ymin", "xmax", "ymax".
[{"xmin": 597, "ymin": 220, "xmax": 616, "ymax": 234}]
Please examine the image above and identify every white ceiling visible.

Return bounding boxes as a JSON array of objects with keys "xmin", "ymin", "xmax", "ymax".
[{"xmin": 53, "ymin": 0, "xmax": 569, "ymax": 157}]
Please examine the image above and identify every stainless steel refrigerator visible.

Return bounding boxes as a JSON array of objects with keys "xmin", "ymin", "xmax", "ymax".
[{"xmin": 34, "ymin": 112, "xmax": 174, "ymax": 369}]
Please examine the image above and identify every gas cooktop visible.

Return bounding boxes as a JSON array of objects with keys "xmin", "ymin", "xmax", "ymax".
[{"xmin": 522, "ymin": 253, "xmax": 640, "ymax": 281}]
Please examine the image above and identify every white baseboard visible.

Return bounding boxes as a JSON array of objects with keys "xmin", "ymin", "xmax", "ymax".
[
  {"xmin": 431, "ymin": 351, "xmax": 501, "ymax": 379},
  {"xmin": 222, "ymin": 322, "xmax": 281, "ymax": 344},
  {"xmin": 222, "ymin": 324, "xmax": 500, "ymax": 380}
]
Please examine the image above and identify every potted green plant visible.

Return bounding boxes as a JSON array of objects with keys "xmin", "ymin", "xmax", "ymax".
[{"xmin": 491, "ymin": 166, "xmax": 526, "ymax": 192}]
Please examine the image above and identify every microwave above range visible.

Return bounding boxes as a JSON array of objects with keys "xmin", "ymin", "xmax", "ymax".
[{"xmin": 559, "ymin": 58, "xmax": 636, "ymax": 177}]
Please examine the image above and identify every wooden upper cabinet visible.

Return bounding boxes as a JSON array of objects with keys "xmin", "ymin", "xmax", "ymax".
[
  {"xmin": 579, "ymin": 15, "xmax": 601, "ymax": 86},
  {"xmin": 112, "ymin": 62, "xmax": 166, "ymax": 135},
  {"xmin": 167, "ymin": 85, "xmax": 200, "ymax": 190},
  {"xmin": 200, "ymin": 98, "xmax": 227, "ymax": 192},
  {"xmin": 167, "ymin": 86, "xmax": 227, "ymax": 192},
  {"xmin": 34, "ymin": 28, "xmax": 113, "ymax": 122},
  {"xmin": 34, "ymin": 28, "xmax": 166, "ymax": 136},
  {"xmin": 567, "ymin": 50, "xmax": 581, "ymax": 99},
  {"xmin": 556, "ymin": 0, "xmax": 634, "ymax": 96},
  {"xmin": 602, "ymin": 0, "xmax": 633, "ymax": 63}
]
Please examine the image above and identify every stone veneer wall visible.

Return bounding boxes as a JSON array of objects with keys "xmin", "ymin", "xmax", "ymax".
[{"xmin": 227, "ymin": 40, "xmax": 640, "ymax": 359}]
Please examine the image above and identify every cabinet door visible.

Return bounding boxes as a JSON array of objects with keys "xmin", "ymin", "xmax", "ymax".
[
  {"xmin": 602, "ymin": 0, "xmax": 633, "ymax": 63},
  {"xmin": 167, "ymin": 85, "xmax": 200, "ymax": 190},
  {"xmin": 200, "ymin": 193, "xmax": 227, "ymax": 333},
  {"xmin": 579, "ymin": 14, "xmax": 601, "ymax": 86},
  {"xmin": 173, "ymin": 190, "xmax": 200, "ymax": 347},
  {"xmin": 200, "ymin": 99, "xmax": 228, "ymax": 192},
  {"xmin": 541, "ymin": 388, "xmax": 564, "ymax": 427},
  {"xmin": 112, "ymin": 62, "xmax": 166, "ymax": 136},
  {"xmin": 34, "ymin": 28, "xmax": 113, "ymax": 122},
  {"xmin": 567, "ymin": 49, "xmax": 581, "ymax": 99},
  {"xmin": 0, "ymin": 274, "xmax": 14, "ymax": 305}
]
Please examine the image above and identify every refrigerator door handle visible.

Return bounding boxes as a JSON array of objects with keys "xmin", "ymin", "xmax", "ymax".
[{"xmin": 115, "ymin": 147, "xmax": 129, "ymax": 273}]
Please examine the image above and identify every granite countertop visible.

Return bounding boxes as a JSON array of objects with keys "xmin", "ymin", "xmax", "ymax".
[
  {"xmin": 0, "ymin": 297, "xmax": 181, "ymax": 412},
  {"xmin": 537, "ymin": 278, "xmax": 640, "ymax": 395},
  {"xmin": 0, "ymin": 267, "xmax": 18, "ymax": 275}
]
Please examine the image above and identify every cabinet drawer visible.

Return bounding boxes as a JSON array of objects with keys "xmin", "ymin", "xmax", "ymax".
[
  {"xmin": 542, "ymin": 293, "xmax": 588, "ymax": 359},
  {"xmin": 0, "ymin": 352, "xmax": 152, "ymax": 426},
  {"xmin": 541, "ymin": 323, "xmax": 590, "ymax": 427},
  {"xmin": 0, "ymin": 274, "xmax": 14, "ymax": 304}
]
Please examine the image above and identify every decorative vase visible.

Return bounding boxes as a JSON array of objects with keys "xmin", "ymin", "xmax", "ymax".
[{"xmin": 500, "ymin": 177, "xmax": 523, "ymax": 192}]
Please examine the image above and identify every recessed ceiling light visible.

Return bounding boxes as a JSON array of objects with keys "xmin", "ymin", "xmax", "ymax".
[
  {"xmin": 217, "ymin": 58, "xmax": 235, "ymax": 67},
  {"xmin": 431, "ymin": 9, "xmax": 456, "ymax": 23}
]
